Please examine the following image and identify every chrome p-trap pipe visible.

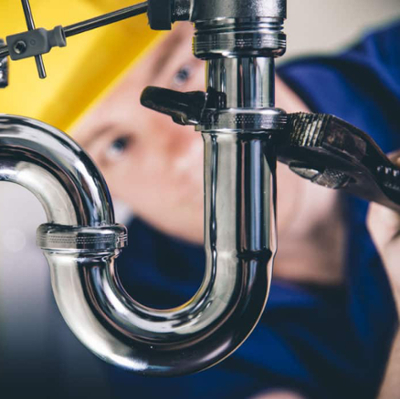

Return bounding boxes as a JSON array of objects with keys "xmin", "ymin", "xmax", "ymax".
[{"xmin": 0, "ymin": 0, "xmax": 287, "ymax": 376}]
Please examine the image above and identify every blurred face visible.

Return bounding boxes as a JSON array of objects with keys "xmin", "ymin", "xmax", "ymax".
[
  {"xmin": 73, "ymin": 23, "xmax": 312, "ymax": 245},
  {"xmin": 74, "ymin": 24, "xmax": 205, "ymax": 242}
]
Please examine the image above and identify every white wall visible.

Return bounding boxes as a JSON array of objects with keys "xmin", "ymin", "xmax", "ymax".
[{"xmin": 285, "ymin": 0, "xmax": 400, "ymax": 59}]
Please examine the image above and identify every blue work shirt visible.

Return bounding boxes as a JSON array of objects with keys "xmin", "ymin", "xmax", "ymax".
[{"xmin": 106, "ymin": 21, "xmax": 400, "ymax": 399}]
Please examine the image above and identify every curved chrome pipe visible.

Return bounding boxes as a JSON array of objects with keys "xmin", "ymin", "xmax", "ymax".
[
  {"xmin": 0, "ymin": 116, "xmax": 114, "ymax": 226},
  {"xmin": 0, "ymin": 115, "xmax": 276, "ymax": 376}
]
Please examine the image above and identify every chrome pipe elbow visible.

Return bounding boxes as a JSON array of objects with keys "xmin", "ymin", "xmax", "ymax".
[
  {"xmin": 0, "ymin": 115, "xmax": 114, "ymax": 226},
  {"xmin": 0, "ymin": 113, "xmax": 276, "ymax": 376}
]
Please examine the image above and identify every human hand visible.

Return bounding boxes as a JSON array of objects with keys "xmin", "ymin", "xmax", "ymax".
[{"xmin": 367, "ymin": 155, "xmax": 400, "ymax": 313}]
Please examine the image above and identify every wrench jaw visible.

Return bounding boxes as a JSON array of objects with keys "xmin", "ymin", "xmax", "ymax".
[{"xmin": 277, "ymin": 113, "xmax": 400, "ymax": 212}]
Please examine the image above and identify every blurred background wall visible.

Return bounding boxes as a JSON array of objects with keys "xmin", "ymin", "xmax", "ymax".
[
  {"xmin": 285, "ymin": 0, "xmax": 400, "ymax": 60},
  {"xmin": 0, "ymin": 0, "xmax": 399, "ymax": 393}
]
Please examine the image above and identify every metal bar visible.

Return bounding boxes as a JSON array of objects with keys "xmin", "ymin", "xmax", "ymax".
[
  {"xmin": 64, "ymin": 2, "xmax": 148, "ymax": 38},
  {"xmin": 0, "ymin": 2, "xmax": 148, "ymax": 60},
  {"xmin": 34, "ymin": 55, "xmax": 47, "ymax": 79},
  {"xmin": 21, "ymin": 0, "xmax": 47, "ymax": 78},
  {"xmin": 21, "ymin": 0, "xmax": 36, "ymax": 30}
]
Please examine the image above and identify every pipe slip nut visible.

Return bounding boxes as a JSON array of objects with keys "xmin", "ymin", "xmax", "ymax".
[
  {"xmin": 199, "ymin": 108, "xmax": 287, "ymax": 133},
  {"xmin": 37, "ymin": 223, "xmax": 127, "ymax": 252}
]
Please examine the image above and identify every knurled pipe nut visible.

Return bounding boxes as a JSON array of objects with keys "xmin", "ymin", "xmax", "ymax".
[
  {"xmin": 198, "ymin": 110, "xmax": 287, "ymax": 132},
  {"xmin": 36, "ymin": 223, "xmax": 128, "ymax": 251},
  {"xmin": 195, "ymin": 36, "xmax": 286, "ymax": 49},
  {"xmin": 194, "ymin": 33, "xmax": 287, "ymax": 58}
]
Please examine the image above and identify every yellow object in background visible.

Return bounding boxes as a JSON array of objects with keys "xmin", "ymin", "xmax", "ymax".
[{"xmin": 0, "ymin": 0, "xmax": 163, "ymax": 132}]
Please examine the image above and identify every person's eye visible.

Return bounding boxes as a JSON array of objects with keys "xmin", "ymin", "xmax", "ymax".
[
  {"xmin": 105, "ymin": 136, "xmax": 131, "ymax": 161},
  {"xmin": 172, "ymin": 65, "xmax": 192, "ymax": 87}
]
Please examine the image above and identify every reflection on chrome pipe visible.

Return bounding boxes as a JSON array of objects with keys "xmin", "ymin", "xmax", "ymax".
[
  {"xmin": 42, "ymin": 131, "xmax": 277, "ymax": 375},
  {"xmin": 0, "ymin": 116, "xmax": 114, "ymax": 226},
  {"xmin": 0, "ymin": 114, "xmax": 276, "ymax": 376},
  {"xmin": 207, "ymin": 58, "xmax": 275, "ymax": 109}
]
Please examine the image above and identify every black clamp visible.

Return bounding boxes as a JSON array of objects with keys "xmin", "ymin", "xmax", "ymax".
[
  {"xmin": 5, "ymin": 0, "xmax": 67, "ymax": 79},
  {"xmin": 1, "ymin": 1, "xmax": 152, "ymax": 81},
  {"xmin": 141, "ymin": 86, "xmax": 226, "ymax": 125},
  {"xmin": 148, "ymin": 0, "xmax": 173, "ymax": 30},
  {"xmin": 7, "ymin": 26, "xmax": 66, "ymax": 61}
]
